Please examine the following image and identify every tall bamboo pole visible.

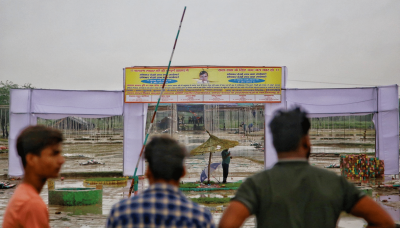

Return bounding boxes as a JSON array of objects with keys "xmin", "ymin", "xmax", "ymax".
[{"xmin": 128, "ymin": 7, "xmax": 187, "ymax": 197}]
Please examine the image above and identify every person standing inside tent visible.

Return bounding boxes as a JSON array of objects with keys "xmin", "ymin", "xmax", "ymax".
[
  {"xmin": 3, "ymin": 126, "xmax": 65, "ymax": 228},
  {"xmin": 248, "ymin": 122, "xmax": 253, "ymax": 133},
  {"xmin": 221, "ymin": 149, "xmax": 232, "ymax": 183}
]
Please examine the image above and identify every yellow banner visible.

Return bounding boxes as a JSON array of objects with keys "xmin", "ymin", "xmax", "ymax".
[{"xmin": 125, "ymin": 66, "xmax": 282, "ymax": 103}]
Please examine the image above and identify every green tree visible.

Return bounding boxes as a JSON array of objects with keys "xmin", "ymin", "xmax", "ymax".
[{"xmin": 0, "ymin": 81, "xmax": 34, "ymax": 138}]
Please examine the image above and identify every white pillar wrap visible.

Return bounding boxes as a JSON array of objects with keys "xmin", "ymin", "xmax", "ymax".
[
  {"xmin": 8, "ymin": 89, "xmax": 36, "ymax": 177},
  {"xmin": 123, "ymin": 103, "xmax": 148, "ymax": 176},
  {"xmin": 264, "ymin": 90, "xmax": 286, "ymax": 169},
  {"xmin": 375, "ymin": 86, "xmax": 399, "ymax": 175}
]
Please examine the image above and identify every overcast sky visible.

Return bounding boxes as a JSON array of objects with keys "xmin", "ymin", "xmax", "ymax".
[{"xmin": 1, "ymin": 0, "xmax": 399, "ymax": 92}]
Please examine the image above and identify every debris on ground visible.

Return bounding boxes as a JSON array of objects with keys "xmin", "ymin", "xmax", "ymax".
[
  {"xmin": 8, "ymin": 177, "xmax": 21, "ymax": 181},
  {"xmin": 325, "ymin": 164, "xmax": 340, "ymax": 168},
  {"xmin": 0, "ymin": 182, "xmax": 16, "ymax": 189},
  {"xmin": 64, "ymin": 153, "xmax": 85, "ymax": 157},
  {"xmin": 0, "ymin": 146, "xmax": 8, "ymax": 153},
  {"xmin": 79, "ymin": 159, "xmax": 105, "ymax": 165}
]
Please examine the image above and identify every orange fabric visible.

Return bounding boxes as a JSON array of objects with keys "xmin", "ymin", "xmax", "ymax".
[{"xmin": 3, "ymin": 183, "xmax": 49, "ymax": 228}]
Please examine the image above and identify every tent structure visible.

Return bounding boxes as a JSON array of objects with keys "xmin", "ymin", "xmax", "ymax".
[
  {"xmin": 8, "ymin": 89, "xmax": 147, "ymax": 177},
  {"xmin": 8, "ymin": 85, "xmax": 399, "ymax": 176},
  {"xmin": 265, "ymin": 85, "xmax": 399, "ymax": 174}
]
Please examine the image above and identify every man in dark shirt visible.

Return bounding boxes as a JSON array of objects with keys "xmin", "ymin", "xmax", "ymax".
[
  {"xmin": 221, "ymin": 149, "xmax": 232, "ymax": 183},
  {"xmin": 219, "ymin": 107, "xmax": 395, "ymax": 228},
  {"xmin": 107, "ymin": 136, "xmax": 215, "ymax": 228}
]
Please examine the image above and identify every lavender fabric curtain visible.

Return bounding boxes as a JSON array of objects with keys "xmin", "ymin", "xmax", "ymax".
[
  {"xmin": 265, "ymin": 85, "xmax": 399, "ymax": 174},
  {"xmin": 123, "ymin": 103, "xmax": 148, "ymax": 176},
  {"xmin": 9, "ymin": 89, "xmax": 36, "ymax": 176},
  {"xmin": 8, "ymin": 89, "xmax": 147, "ymax": 177},
  {"xmin": 375, "ymin": 86, "xmax": 399, "ymax": 175},
  {"xmin": 264, "ymin": 91, "xmax": 286, "ymax": 168},
  {"xmin": 31, "ymin": 89, "xmax": 124, "ymax": 116}
]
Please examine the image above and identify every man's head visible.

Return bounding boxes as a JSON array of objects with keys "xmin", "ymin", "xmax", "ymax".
[
  {"xmin": 17, "ymin": 125, "xmax": 65, "ymax": 178},
  {"xmin": 269, "ymin": 107, "xmax": 311, "ymax": 158},
  {"xmin": 199, "ymin": 70, "xmax": 209, "ymax": 82},
  {"xmin": 144, "ymin": 136, "xmax": 187, "ymax": 183}
]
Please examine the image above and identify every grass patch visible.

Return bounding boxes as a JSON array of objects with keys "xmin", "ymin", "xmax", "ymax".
[
  {"xmin": 222, "ymin": 182, "xmax": 242, "ymax": 188},
  {"xmin": 203, "ymin": 181, "xmax": 242, "ymax": 188},
  {"xmin": 190, "ymin": 197, "xmax": 231, "ymax": 205},
  {"xmin": 180, "ymin": 183, "xmax": 200, "ymax": 188},
  {"xmin": 201, "ymin": 181, "xmax": 242, "ymax": 188},
  {"xmin": 60, "ymin": 171, "xmax": 123, "ymax": 178}
]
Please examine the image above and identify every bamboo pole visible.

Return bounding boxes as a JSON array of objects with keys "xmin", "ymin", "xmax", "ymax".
[{"xmin": 128, "ymin": 7, "xmax": 187, "ymax": 197}]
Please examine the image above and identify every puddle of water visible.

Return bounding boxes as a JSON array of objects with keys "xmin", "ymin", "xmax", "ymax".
[
  {"xmin": 0, "ymin": 131, "xmax": 395, "ymax": 227},
  {"xmin": 57, "ymin": 204, "xmax": 103, "ymax": 215}
]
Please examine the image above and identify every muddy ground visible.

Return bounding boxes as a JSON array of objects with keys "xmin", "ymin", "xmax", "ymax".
[{"xmin": 0, "ymin": 130, "xmax": 399, "ymax": 227}]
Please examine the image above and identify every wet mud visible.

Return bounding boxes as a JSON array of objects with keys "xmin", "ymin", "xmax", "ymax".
[{"xmin": 0, "ymin": 130, "xmax": 398, "ymax": 227}]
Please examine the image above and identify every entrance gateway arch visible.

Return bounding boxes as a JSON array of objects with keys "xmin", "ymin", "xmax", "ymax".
[{"xmin": 8, "ymin": 66, "xmax": 399, "ymax": 176}]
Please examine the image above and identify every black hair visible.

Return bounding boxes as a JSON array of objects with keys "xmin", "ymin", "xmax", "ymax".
[
  {"xmin": 269, "ymin": 107, "xmax": 310, "ymax": 153},
  {"xmin": 144, "ymin": 136, "xmax": 187, "ymax": 181},
  {"xmin": 16, "ymin": 125, "xmax": 63, "ymax": 167},
  {"xmin": 199, "ymin": 70, "xmax": 208, "ymax": 76}
]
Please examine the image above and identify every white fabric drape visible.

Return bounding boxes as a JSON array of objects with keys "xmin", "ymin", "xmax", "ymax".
[
  {"xmin": 9, "ymin": 84, "xmax": 398, "ymax": 176},
  {"xmin": 285, "ymin": 87, "xmax": 377, "ymax": 115},
  {"xmin": 9, "ymin": 89, "xmax": 36, "ymax": 176},
  {"xmin": 265, "ymin": 85, "xmax": 399, "ymax": 174},
  {"xmin": 264, "ymin": 91, "xmax": 286, "ymax": 168},
  {"xmin": 8, "ymin": 89, "xmax": 147, "ymax": 177},
  {"xmin": 31, "ymin": 89, "xmax": 124, "ymax": 116},
  {"xmin": 123, "ymin": 103, "xmax": 148, "ymax": 176},
  {"xmin": 375, "ymin": 86, "xmax": 399, "ymax": 174}
]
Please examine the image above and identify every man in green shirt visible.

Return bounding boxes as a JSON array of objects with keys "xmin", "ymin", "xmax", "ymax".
[
  {"xmin": 219, "ymin": 107, "xmax": 395, "ymax": 228},
  {"xmin": 221, "ymin": 149, "xmax": 231, "ymax": 183}
]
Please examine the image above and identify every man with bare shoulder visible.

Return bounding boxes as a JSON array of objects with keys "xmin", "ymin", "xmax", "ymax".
[
  {"xmin": 219, "ymin": 107, "xmax": 395, "ymax": 228},
  {"xmin": 3, "ymin": 126, "xmax": 65, "ymax": 228}
]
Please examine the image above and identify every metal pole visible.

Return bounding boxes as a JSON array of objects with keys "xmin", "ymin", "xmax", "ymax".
[{"xmin": 129, "ymin": 7, "xmax": 187, "ymax": 197}]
